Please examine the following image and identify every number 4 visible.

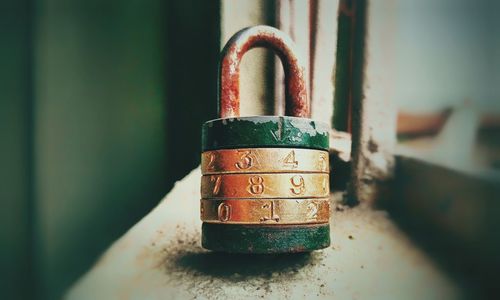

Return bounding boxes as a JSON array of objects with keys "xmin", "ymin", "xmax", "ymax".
[{"xmin": 283, "ymin": 150, "xmax": 298, "ymax": 169}]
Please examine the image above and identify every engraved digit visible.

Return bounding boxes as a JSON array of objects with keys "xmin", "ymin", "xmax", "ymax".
[
  {"xmin": 290, "ymin": 175, "xmax": 305, "ymax": 195},
  {"xmin": 210, "ymin": 175, "xmax": 222, "ymax": 195},
  {"xmin": 283, "ymin": 150, "xmax": 298, "ymax": 169},
  {"xmin": 207, "ymin": 153, "xmax": 216, "ymax": 171},
  {"xmin": 249, "ymin": 175, "xmax": 264, "ymax": 195},
  {"xmin": 260, "ymin": 201, "xmax": 280, "ymax": 222},
  {"xmin": 319, "ymin": 153, "xmax": 328, "ymax": 172},
  {"xmin": 235, "ymin": 150, "xmax": 253, "ymax": 170},
  {"xmin": 307, "ymin": 202, "xmax": 318, "ymax": 220},
  {"xmin": 217, "ymin": 203, "xmax": 231, "ymax": 222}
]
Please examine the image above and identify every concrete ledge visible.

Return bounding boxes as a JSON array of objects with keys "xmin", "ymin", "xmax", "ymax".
[{"xmin": 68, "ymin": 167, "xmax": 464, "ymax": 299}]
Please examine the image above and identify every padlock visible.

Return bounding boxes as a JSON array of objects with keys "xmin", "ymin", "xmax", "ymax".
[{"xmin": 200, "ymin": 25, "xmax": 330, "ymax": 253}]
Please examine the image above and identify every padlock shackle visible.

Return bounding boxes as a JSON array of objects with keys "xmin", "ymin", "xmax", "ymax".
[{"xmin": 218, "ymin": 25, "xmax": 310, "ymax": 118}]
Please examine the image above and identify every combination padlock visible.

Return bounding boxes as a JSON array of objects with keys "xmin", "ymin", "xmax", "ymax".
[{"xmin": 200, "ymin": 25, "xmax": 330, "ymax": 253}]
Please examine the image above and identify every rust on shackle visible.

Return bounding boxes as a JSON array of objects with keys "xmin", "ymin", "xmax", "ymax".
[{"xmin": 218, "ymin": 25, "xmax": 310, "ymax": 118}]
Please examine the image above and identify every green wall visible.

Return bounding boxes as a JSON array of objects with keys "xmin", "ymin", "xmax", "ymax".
[
  {"xmin": 0, "ymin": 0, "xmax": 219, "ymax": 298},
  {"xmin": 33, "ymin": 1, "xmax": 168, "ymax": 298},
  {"xmin": 0, "ymin": 1, "xmax": 33, "ymax": 299}
]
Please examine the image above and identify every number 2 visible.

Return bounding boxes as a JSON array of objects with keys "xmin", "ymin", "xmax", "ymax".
[
  {"xmin": 307, "ymin": 202, "xmax": 318, "ymax": 220},
  {"xmin": 207, "ymin": 153, "xmax": 216, "ymax": 171}
]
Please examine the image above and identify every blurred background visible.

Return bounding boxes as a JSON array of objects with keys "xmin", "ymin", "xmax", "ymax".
[{"xmin": 0, "ymin": 0, "xmax": 499, "ymax": 299}]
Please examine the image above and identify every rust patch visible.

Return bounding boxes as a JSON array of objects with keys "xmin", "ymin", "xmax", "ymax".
[
  {"xmin": 219, "ymin": 25, "xmax": 309, "ymax": 118},
  {"xmin": 367, "ymin": 139, "xmax": 378, "ymax": 153}
]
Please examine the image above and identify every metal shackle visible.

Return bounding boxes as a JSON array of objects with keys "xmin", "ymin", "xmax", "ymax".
[{"xmin": 218, "ymin": 25, "xmax": 310, "ymax": 118}]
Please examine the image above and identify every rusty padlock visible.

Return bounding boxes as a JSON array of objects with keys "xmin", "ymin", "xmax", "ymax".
[{"xmin": 200, "ymin": 25, "xmax": 330, "ymax": 253}]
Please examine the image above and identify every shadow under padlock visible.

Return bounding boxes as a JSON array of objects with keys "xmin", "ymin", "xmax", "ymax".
[
  {"xmin": 174, "ymin": 251, "xmax": 317, "ymax": 278},
  {"xmin": 200, "ymin": 25, "xmax": 331, "ymax": 253}
]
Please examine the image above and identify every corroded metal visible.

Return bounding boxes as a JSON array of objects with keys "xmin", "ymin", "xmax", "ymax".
[
  {"xmin": 202, "ymin": 223, "xmax": 330, "ymax": 253},
  {"xmin": 201, "ymin": 116, "xmax": 329, "ymax": 151},
  {"xmin": 219, "ymin": 25, "xmax": 309, "ymax": 118},
  {"xmin": 201, "ymin": 173, "xmax": 329, "ymax": 199},
  {"xmin": 201, "ymin": 148, "xmax": 329, "ymax": 175},
  {"xmin": 200, "ymin": 25, "xmax": 331, "ymax": 253},
  {"xmin": 200, "ymin": 198, "xmax": 330, "ymax": 224}
]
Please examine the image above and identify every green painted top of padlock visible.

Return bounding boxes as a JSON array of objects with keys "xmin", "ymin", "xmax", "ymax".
[
  {"xmin": 202, "ymin": 116, "xmax": 329, "ymax": 151},
  {"xmin": 202, "ymin": 25, "xmax": 329, "ymax": 151}
]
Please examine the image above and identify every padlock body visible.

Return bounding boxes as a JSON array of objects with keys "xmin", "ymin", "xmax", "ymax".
[
  {"xmin": 202, "ymin": 223, "xmax": 330, "ymax": 253},
  {"xmin": 202, "ymin": 116, "xmax": 329, "ymax": 151},
  {"xmin": 200, "ymin": 117, "xmax": 330, "ymax": 254}
]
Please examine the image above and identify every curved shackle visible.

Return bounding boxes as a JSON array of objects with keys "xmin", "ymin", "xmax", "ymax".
[{"xmin": 218, "ymin": 25, "xmax": 310, "ymax": 118}]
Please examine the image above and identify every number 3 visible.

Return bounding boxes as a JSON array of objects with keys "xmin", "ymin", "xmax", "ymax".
[{"xmin": 235, "ymin": 150, "xmax": 253, "ymax": 170}]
